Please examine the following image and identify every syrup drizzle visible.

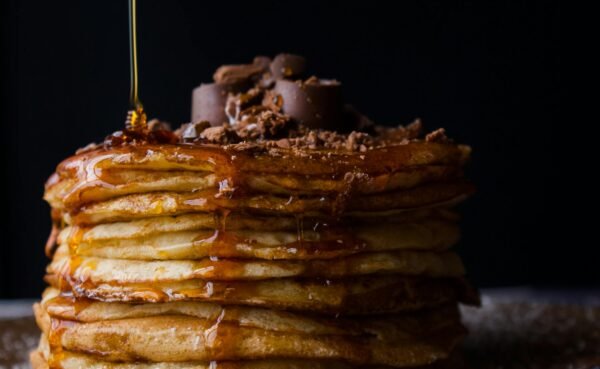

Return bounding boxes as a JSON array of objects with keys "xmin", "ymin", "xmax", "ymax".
[{"xmin": 125, "ymin": 0, "xmax": 147, "ymax": 130}]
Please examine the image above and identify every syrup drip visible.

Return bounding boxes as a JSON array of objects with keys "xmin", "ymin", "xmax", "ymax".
[
  {"xmin": 125, "ymin": 0, "xmax": 147, "ymax": 131},
  {"xmin": 47, "ymin": 318, "xmax": 74, "ymax": 368}
]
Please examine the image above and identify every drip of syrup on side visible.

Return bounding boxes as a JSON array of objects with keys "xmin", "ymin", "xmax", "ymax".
[{"xmin": 125, "ymin": 0, "xmax": 147, "ymax": 130}]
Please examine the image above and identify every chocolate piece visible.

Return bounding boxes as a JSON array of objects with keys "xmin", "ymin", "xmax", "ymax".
[
  {"xmin": 262, "ymin": 89, "xmax": 284, "ymax": 112},
  {"xmin": 178, "ymin": 121, "xmax": 211, "ymax": 140},
  {"xmin": 274, "ymin": 78, "xmax": 344, "ymax": 130},
  {"xmin": 200, "ymin": 125, "xmax": 240, "ymax": 144},
  {"xmin": 236, "ymin": 109, "xmax": 293, "ymax": 140},
  {"xmin": 270, "ymin": 54, "xmax": 306, "ymax": 80},
  {"xmin": 191, "ymin": 83, "xmax": 243, "ymax": 126},
  {"xmin": 375, "ymin": 119, "xmax": 423, "ymax": 142},
  {"xmin": 213, "ymin": 62, "xmax": 267, "ymax": 85},
  {"xmin": 225, "ymin": 88, "xmax": 264, "ymax": 124}
]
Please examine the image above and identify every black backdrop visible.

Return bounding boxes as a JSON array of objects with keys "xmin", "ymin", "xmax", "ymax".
[{"xmin": 1, "ymin": 1, "xmax": 568, "ymax": 299}]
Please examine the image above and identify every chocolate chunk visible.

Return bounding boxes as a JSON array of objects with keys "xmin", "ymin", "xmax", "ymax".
[
  {"xmin": 236, "ymin": 109, "xmax": 293, "ymax": 140},
  {"xmin": 270, "ymin": 54, "xmax": 306, "ymax": 80},
  {"xmin": 345, "ymin": 131, "xmax": 372, "ymax": 151},
  {"xmin": 262, "ymin": 89, "xmax": 284, "ymax": 113},
  {"xmin": 225, "ymin": 88, "xmax": 264, "ymax": 124},
  {"xmin": 374, "ymin": 119, "xmax": 423, "ymax": 142},
  {"xmin": 213, "ymin": 62, "xmax": 267, "ymax": 85},
  {"xmin": 273, "ymin": 78, "xmax": 344, "ymax": 130},
  {"xmin": 178, "ymin": 121, "xmax": 211, "ymax": 141},
  {"xmin": 191, "ymin": 83, "xmax": 245, "ymax": 126},
  {"xmin": 200, "ymin": 125, "xmax": 240, "ymax": 144},
  {"xmin": 275, "ymin": 138, "xmax": 291, "ymax": 148}
]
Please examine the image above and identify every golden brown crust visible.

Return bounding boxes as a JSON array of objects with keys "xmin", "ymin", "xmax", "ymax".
[
  {"xmin": 35, "ymin": 303, "xmax": 464, "ymax": 366},
  {"xmin": 29, "ymin": 350, "xmax": 49, "ymax": 369},
  {"xmin": 45, "ymin": 276, "xmax": 470, "ymax": 315},
  {"xmin": 32, "ymin": 350, "xmax": 466, "ymax": 369},
  {"xmin": 45, "ymin": 141, "xmax": 471, "ymax": 213}
]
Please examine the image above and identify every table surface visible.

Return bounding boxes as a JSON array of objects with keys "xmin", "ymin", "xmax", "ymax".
[{"xmin": 1, "ymin": 288, "xmax": 599, "ymax": 369}]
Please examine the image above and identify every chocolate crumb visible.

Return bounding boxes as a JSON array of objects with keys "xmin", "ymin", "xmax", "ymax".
[
  {"xmin": 275, "ymin": 138, "xmax": 291, "ymax": 148},
  {"xmin": 425, "ymin": 128, "xmax": 450, "ymax": 143},
  {"xmin": 76, "ymin": 142, "xmax": 100, "ymax": 155},
  {"xmin": 147, "ymin": 119, "xmax": 172, "ymax": 132},
  {"xmin": 262, "ymin": 90, "xmax": 283, "ymax": 113},
  {"xmin": 225, "ymin": 88, "xmax": 264, "ymax": 124},
  {"xmin": 178, "ymin": 121, "xmax": 211, "ymax": 140},
  {"xmin": 405, "ymin": 119, "xmax": 424, "ymax": 139},
  {"xmin": 200, "ymin": 125, "xmax": 241, "ymax": 144}
]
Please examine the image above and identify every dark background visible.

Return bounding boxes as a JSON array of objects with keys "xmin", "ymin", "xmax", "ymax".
[{"xmin": 1, "ymin": 1, "xmax": 568, "ymax": 299}]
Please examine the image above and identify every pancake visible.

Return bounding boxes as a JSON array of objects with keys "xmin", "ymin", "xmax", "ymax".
[
  {"xmin": 48, "ymin": 165, "xmax": 462, "ymax": 210},
  {"xmin": 40, "ymin": 287, "xmax": 471, "ymax": 336},
  {"xmin": 45, "ymin": 142, "xmax": 471, "ymax": 211},
  {"xmin": 49, "ymin": 244, "xmax": 465, "ymax": 283},
  {"xmin": 64, "ymin": 181, "xmax": 473, "ymax": 225},
  {"xmin": 58, "ymin": 217, "xmax": 460, "ymax": 260},
  {"xmin": 35, "ymin": 301, "xmax": 464, "ymax": 366},
  {"xmin": 32, "ymin": 341, "xmax": 466, "ymax": 369},
  {"xmin": 59, "ymin": 209, "xmax": 458, "ymax": 240},
  {"xmin": 46, "ymin": 275, "xmax": 477, "ymax": 314},
  {"xmin": 41, "ymin": 289, "xmax": 355, "ymax": 335}
]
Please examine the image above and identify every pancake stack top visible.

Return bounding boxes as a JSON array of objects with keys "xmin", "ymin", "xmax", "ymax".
[{"xmin": 32, "ymin": 54, "xmax": 479, "ymax": 369}]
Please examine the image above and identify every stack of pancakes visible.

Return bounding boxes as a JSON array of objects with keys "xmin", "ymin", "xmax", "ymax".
[{"xmin": 32, "ymin": 54, "xmax": 478, "ymax": 369}]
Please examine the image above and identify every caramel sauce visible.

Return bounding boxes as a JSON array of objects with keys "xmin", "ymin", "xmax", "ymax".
[
  {"xmin": 47, "ymin": 318, "xmax": 75, "ymax": 368},
  {"xmin": 125, "ymin": 0, "xmax": 146, "ymax": 131},
  {"xmin": 201, "ymin": 309, "xmax": 243, "ymax": 360},
  {"xmin": 101, "ymin": 0, "xmax": 180, "ymax": 146},
  {"xmin": 46, "ymin": 293, "xmax": 94, "ymax": 320},
  {"xmin": 53, "ymin": 141, "xmax": 466, "ymax": 188},
  {"xmin": 48, "ymin": 142, "xmax": 472, "ymax": 222},
  {"xmin": 50, "ymin": 272, "xmax": 468, "ymax": 316},
  {"xmin": 192, "ymin": 227, "xmax": 367, "ymax": 260},
  {"xmin": 44, "ymin": 223, "xmax": 60, "ymax": 258},
  {"xmin": 66, "ymin": 227, "xmax": 85, "ymax": 256}
]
